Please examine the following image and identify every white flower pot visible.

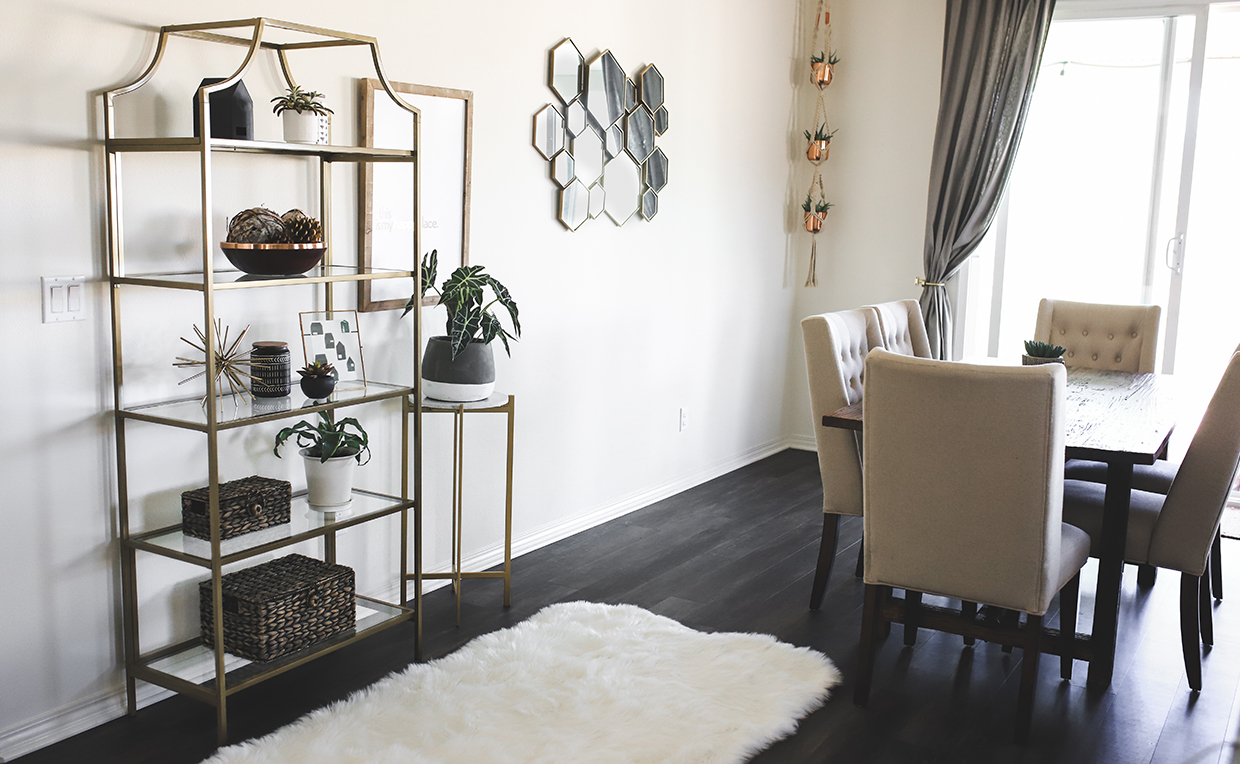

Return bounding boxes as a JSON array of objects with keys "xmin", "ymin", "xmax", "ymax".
[
  {"xmin": 283, "ymin": 111, "xmax": 329, "ymax": 145},
  {"xmin": 301, "ymin": 447, "xmax": 357, "ymax": 509}
]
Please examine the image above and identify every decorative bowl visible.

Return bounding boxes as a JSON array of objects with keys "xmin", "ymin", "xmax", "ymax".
[{"xmin": 220, "ymin": 242, "xmax": 326, "ymax": 276}]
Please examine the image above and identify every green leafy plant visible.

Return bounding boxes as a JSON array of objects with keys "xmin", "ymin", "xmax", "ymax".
[
  {"xmin": 1024, "ymin": 340, "xmax": 1067, "ymax": 358},
  {"xmin": 815, "ymin": 200, "xmax": 834, "ymax": 215},
  {"xmin": 828, "ymin": 50, "xmax": 841, "ymax": 66},
  {"xmin": 811, "ymin": 51, "xmax": 826, "ymax": 65},
  {"xmin": 402, "ymin": 250, "xmax": 521, "ymax": 360},
  {"xmin": 803, "ymin": 123, "xmax": 838, "ymax": 143},
  {"xmin": 273, "ymin": 410, "xmax": 370, "ymax": 464},
  {"xmin": 270, "ymin": 85, "xmax": 334, "ymax": 117},
  {"xmin": 801, "ymin": 193, "xmax": 814, "ymax": 213},
  {"xmin": 296, "ymin": 361, "xmax": 336, "ymax": 380}
]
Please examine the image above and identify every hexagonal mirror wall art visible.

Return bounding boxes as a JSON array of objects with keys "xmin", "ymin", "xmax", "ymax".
[
  {"xmin": 626, "ymin": 107, "xmax": 655, "ymax": 163},
  {"xmin": 559, "ymin": 178, "xmax": 590, "ymax": 231},
  {"xmin": 573, "ymin": 126, "xmax": 605, "ymax": 187},
  {"xmin": 534, "ymin": 38, "xmax": 667, "ymax": 231},
  {"xmin": 549, "ymin": 39, "xmax": 584, "ymax": 105}
]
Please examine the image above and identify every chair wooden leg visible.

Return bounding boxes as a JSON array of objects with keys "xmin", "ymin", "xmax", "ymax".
[
  {"xmin": 1060, "ymin": 573, "xmax": 1080, "ymax": 680},
  {"xmin": 1200, "ymin": 562, "xmax": 1214, "ymax": 647},
  {"xmin": 854, "ymin": 530, "xmax": 865, "ymax": 579},
  {"xmin": 903, "ymin": 591, "xmax": 923, "ymax": 646},
  {"xmin": 1015, "ymin": 613, "xmax": 1042, "ymax": 745},
  {"xmin": 1137, "ymin": 563, "xmax": 1158, "ymax": 588},
  {"xmin": 1181, "ymin": 573, "xmax": 1203, "ymax": 692},
  {"xmin": 961, "ymin": 601, "xmax": 977, "ymax": 646},
  {"xmin": 1002, "ymin": 609, "xmax": 1017, "ymax": 653},
  {"xmin": 809, "ymin": 514, "xmax": 840, "ymax": 611},
  {"xmin": 854, "ymin": 584, "xmax": 884, "ymax": 706},
  {"xmin": 1212, "ymin": 531, "xmax": 1224, "ymax": 601}
]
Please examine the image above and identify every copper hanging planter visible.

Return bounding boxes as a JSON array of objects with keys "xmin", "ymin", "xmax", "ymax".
[
  {"xmin": 810, "ymin": 61, "xmax": 834, "ymax": 88},
  {"xmin": 806, "ymin": 140, "xmax": 830, "ymax": 162},
  {"xmin": 804, "ymin": 211, "xmax": 824, "ymax": 233}
]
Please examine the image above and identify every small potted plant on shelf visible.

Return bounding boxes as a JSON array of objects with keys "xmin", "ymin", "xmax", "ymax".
[
  {"xmin": 810, "ymin": 50, "xmax": 840, "ymax": 87},
  {"xmin": 401, "ymin": 250, "xmax": 520, "ymax": 402},
  {"xmin": 297, "ymin": 360, "xmax": 338, "ymax": 399},
  {"xmin": 274, "ymin": 410, "xmax": 370, "ymax": 510},
  {"xmin": 1023, "ymin": 340, "xmax": 1067, "ymax": 366},
  {"xmin": 271, "ymin": 85, "xmax": 333, "ymax": 144},
  {"xmin": 804, "ymin": 123, "xmax": 837, "ymax": 162}
]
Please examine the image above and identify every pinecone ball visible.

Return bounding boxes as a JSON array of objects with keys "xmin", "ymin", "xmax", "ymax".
[
  {"xmin": 282, "ymin": 209, "xmax": 323, "ymax": 244},
  {"xmin": 226, "ymin": 207, "xmax": 286, "ymax": 243}
]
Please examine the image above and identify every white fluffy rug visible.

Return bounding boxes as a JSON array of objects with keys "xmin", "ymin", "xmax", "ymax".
[{"xmin": 205, "ymin": 601, "xmax": 839, "ymax": 764}]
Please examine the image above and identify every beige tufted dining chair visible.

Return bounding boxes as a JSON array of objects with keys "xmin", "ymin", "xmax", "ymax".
[
  {"xmin": 1033, "ymin": 298, "xmax": 1160, "ymax": 373},
  {"xmin": 1062, "ymin": 351, "xmax": 1240, "ymax": 691},
  {"xmin": 856, "ymin": 350, "xmax": 1090, "ymax": 743},
  {"xmin": 801, "ymin": 308, "xmax": 883, "ymax": 610},
  {"xmin": 865, "ymin": 299, "xmax": 933, "ymax": 359}
]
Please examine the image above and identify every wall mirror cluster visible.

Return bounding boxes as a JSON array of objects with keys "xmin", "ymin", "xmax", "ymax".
[{"xmin": 533, "ymin": 38, "xmax": 669, "ymax": 231}]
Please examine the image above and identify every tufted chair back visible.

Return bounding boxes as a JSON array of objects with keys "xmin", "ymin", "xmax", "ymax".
[
  {"xmin": 1033, "ymin": 299, "xmax": 1160, "ymax": 373},
  {"xmin": 801, "ymin": 309, "xmax": 883, "ymax": 517},
  {"xmin": 866, "ymin": 299, "xmax": 933, "ymax": 358}
]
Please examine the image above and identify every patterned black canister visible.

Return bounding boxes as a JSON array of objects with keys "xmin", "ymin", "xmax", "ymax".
[{"xmin": 251, "ymin": 341, "xmax": 291, "ymax": 398}]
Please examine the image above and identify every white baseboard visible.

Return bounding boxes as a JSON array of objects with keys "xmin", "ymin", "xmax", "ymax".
[
  {"xmin": 785, "ymin": 433, "xmax": 817, "ymax": 452},
  {"xmin": 0, "ymin": 437, "xmax": 796, "ymax": 761}
]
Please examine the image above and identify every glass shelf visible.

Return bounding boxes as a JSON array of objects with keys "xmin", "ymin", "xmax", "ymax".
[
  {"xmin": 128, "ymin": 489, "xmax": 412, "ymax": 566},
  {"xmin": 140, "ymin": 595, "xmax": 410, "ymax": 697},
  {"xmin": 120, "ymin": 381, "xmax": 410, "ymax": 432},
  {"xmin": 106, "ymin": 136, "xmax": 416, "ymax": 163},
  {"xmin": 112, "ymin": 264, "xmax": 413, "ymax": 292}
]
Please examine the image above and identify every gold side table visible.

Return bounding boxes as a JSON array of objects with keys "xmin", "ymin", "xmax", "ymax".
[{"xmin": 411, "ymin": 393, "xmax": 514, "ymax": 624}]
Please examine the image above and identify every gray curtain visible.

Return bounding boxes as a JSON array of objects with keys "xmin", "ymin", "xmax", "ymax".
[{"xmin": 920, "ymin": 0, "xmax": 1056, "ymax": 359}]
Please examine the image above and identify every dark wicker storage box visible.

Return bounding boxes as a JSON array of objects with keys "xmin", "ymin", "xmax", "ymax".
[
  {"xmin": 200, "ymin": 554, "xmax": 355, "ymax": 662},
  {"xmin": 182, "ymin": 476, "xmax": 292, "ymax": 541}
]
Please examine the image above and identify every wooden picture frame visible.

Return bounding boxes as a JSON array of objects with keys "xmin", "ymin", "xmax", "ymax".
[{"xmin": 359, "ymin": 78, "xmax": 473, "ymax": 312}]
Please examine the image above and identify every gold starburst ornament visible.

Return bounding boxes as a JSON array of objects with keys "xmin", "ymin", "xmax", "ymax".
[{"xmin": 174, "ymin": 320, "xmax": 264, "ymax": 404}]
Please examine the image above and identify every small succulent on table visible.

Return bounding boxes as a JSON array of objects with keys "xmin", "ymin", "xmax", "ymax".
[
  {"xmin": 225, "ymin": 207, "xmax": 323, "ymax": 244},
  {"xmin": 1024, "ymin": 340, "xmax": 1066, "ymax": 358},
  {"xmin": 296, "ymin": 360, "xmax": 337, "ymax": 399},
  {"xmin": 402, "ymin": 250, "xmax": 521, "ymax": 360},
  {"xmin": 270, "ymin": 85, "xmax": 334, "ymax": 117},
  {"xmin": 274, "ymin": 410, "xmax": 370, "ymax": 465}
]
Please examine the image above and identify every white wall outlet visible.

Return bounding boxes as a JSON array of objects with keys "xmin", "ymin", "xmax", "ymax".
[
  {"xmin": 679, "ymin": 407, "xmax": 688, "ymax": 432},
  {"xmin": 42, "ymin": 275, "xmax": 87, "ymax": 323}
]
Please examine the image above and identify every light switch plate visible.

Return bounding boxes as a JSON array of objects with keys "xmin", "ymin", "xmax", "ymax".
[{"xmin": 42, "ymin": 276, "xmax": 87, "ymax": 323}]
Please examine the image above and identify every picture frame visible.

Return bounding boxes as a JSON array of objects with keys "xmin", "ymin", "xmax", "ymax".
[
  {"xmin": 359, "ymin": 78, "xmax": 473, "ymax": 312},
  {"xmin": 299, "ymin": 310, "xmax": 366, "ymax": 390}
]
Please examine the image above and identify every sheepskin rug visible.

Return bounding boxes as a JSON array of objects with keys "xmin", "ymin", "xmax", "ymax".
[{"xmin": 205, "ymin": 601, "xmax": 840, "ymax": 764}]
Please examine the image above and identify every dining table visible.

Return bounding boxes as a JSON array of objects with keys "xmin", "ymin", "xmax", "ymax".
[{"xmin": 822, "ymin": 365, "xmax": 1176, "ymax": 690}]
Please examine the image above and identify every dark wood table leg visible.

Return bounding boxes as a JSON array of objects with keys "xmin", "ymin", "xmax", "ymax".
[{"xmin": 1087, "ymin": 460, "xmax": 1133, "ymax": 690}]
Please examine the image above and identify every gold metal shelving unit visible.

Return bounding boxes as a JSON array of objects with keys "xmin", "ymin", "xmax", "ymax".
[{"xmin": 103, "ymin": 18, "xmax": 424, "ymax": 745}]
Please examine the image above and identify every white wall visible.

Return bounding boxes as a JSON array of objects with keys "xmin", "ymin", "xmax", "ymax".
[
  {"xmin": 782, "ymin": 0, "xmax": 946, "ymax": 449},
  {"xmin": 0, "ymin": 0, "xmax": 805, "ymax": 757}
]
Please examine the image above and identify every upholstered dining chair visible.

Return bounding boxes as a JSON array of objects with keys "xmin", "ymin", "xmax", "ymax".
[
  {"xmin": 1062, "ymin": 351, "xmax": 1240, "ymax": 691},
  {"xmin": 865, "ymin": 299, "xmax": 933, "ymax": 358},
  {"xmin": 855, "ymin": 350, "xmax": 1090, "ymax": 743},
  {"xmin": 1033, "ymin": 298, "xmax": 1160, "ymax": 373},
  {"xmin": 801, "ymin": 308, "xmax": 883, "ymax": 610}
]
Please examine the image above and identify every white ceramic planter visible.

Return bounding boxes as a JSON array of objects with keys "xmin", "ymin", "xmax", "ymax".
[
  {"xmin": 301, "ymin": 447, "xmax": 357, "ymax": 509},
  {"xmin": 283, "ymin": 111, "xmax": 329, "ymax": 144}
]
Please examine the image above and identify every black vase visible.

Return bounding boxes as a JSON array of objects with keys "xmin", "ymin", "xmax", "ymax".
[
  {"xmin": 192, "ymin": 78, "xmax": 253, "ymax": 140},
  {"xmin": 300, "ymin": 375, "xmax": 337, "ymax": 400}
]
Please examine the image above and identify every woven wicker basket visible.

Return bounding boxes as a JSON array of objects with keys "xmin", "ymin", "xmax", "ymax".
[
  {"xmin": 200, "ymin": 554, "xmax": 355, "ymax": 662},
  {"xmin": 182, "ymin": 476, "xmax": 291, "ymax": 541}
]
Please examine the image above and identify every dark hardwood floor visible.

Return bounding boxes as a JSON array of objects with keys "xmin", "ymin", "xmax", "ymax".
[{"xmin": 15, "ymin": 449, "xmax": 1240, "ymax": 763}]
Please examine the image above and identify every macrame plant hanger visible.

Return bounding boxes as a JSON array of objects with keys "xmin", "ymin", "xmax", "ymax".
[{"xmin": 803, "ymin": 0, "xmax": 836, "ymax": 287}]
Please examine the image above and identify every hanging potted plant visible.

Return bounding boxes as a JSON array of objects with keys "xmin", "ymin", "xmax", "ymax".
[
  {"xmin": 271, "ymin": 85, "xmax": 333, "ymax": 145},
  {"xmin": 402, "ymin": 250, "xmax": 521, "ymax": 402},
  {"xmin": 810, "ymin": 50, "xmax": 840, "ymax": 88},
  {"xmin": 802, "ymin": 195, "xmax": 834, "ymax": 233},
  {"xmin": 274, "ymin": 410, "xmax": 370, "ymax": 509},
  {"xmin": 804, "ymin": 123, "xmax": 837, "ymax": 162}
]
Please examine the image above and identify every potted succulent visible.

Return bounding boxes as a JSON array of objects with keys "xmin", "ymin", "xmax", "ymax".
[
  {"xmin": 1023, "ymin": 340, "xmax": 1067, "ymax": 366},
  {"xmin": 802, "ymin": 195, "xmax": 834, "ymax": 233},
  {"xmin": 402, "ymin": 250, "xmax": 520, "ymax": 402},
  {"xmin": 810, "ymin": 50, "xmax": 840, "ymax": 87},
  {"xmin": 271, "ymin": 85, "xmax": 333, "ymax": 144},
  {"xmin": 274, "ymin": 410, "xmax": 370, "ymax": 509},
  {"xmin": 804, "ymin": 123, "xmax": 837, "ymax": 162},
  {"xmin": 297, "ymin": 360, "xmax": 337, "ymax": 399}
]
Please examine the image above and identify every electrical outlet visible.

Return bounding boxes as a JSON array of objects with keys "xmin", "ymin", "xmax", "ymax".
[
  {"xmin": 679, "ymin": 407, "xmax": 688, "ymax": 432},
  {"xmin": 42, "ymin": 275, "xmax": 86, "ymax": 323}
]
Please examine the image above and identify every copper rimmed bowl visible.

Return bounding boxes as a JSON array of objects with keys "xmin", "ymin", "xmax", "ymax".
[{"xmin": 220, "ymin": 242, "xmax": 326, "ymax": 276}]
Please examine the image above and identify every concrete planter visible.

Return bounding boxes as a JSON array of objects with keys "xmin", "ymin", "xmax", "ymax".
[{"xmin": 422, "ymin": 336, "xmax": 496, "ymax": 402}]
